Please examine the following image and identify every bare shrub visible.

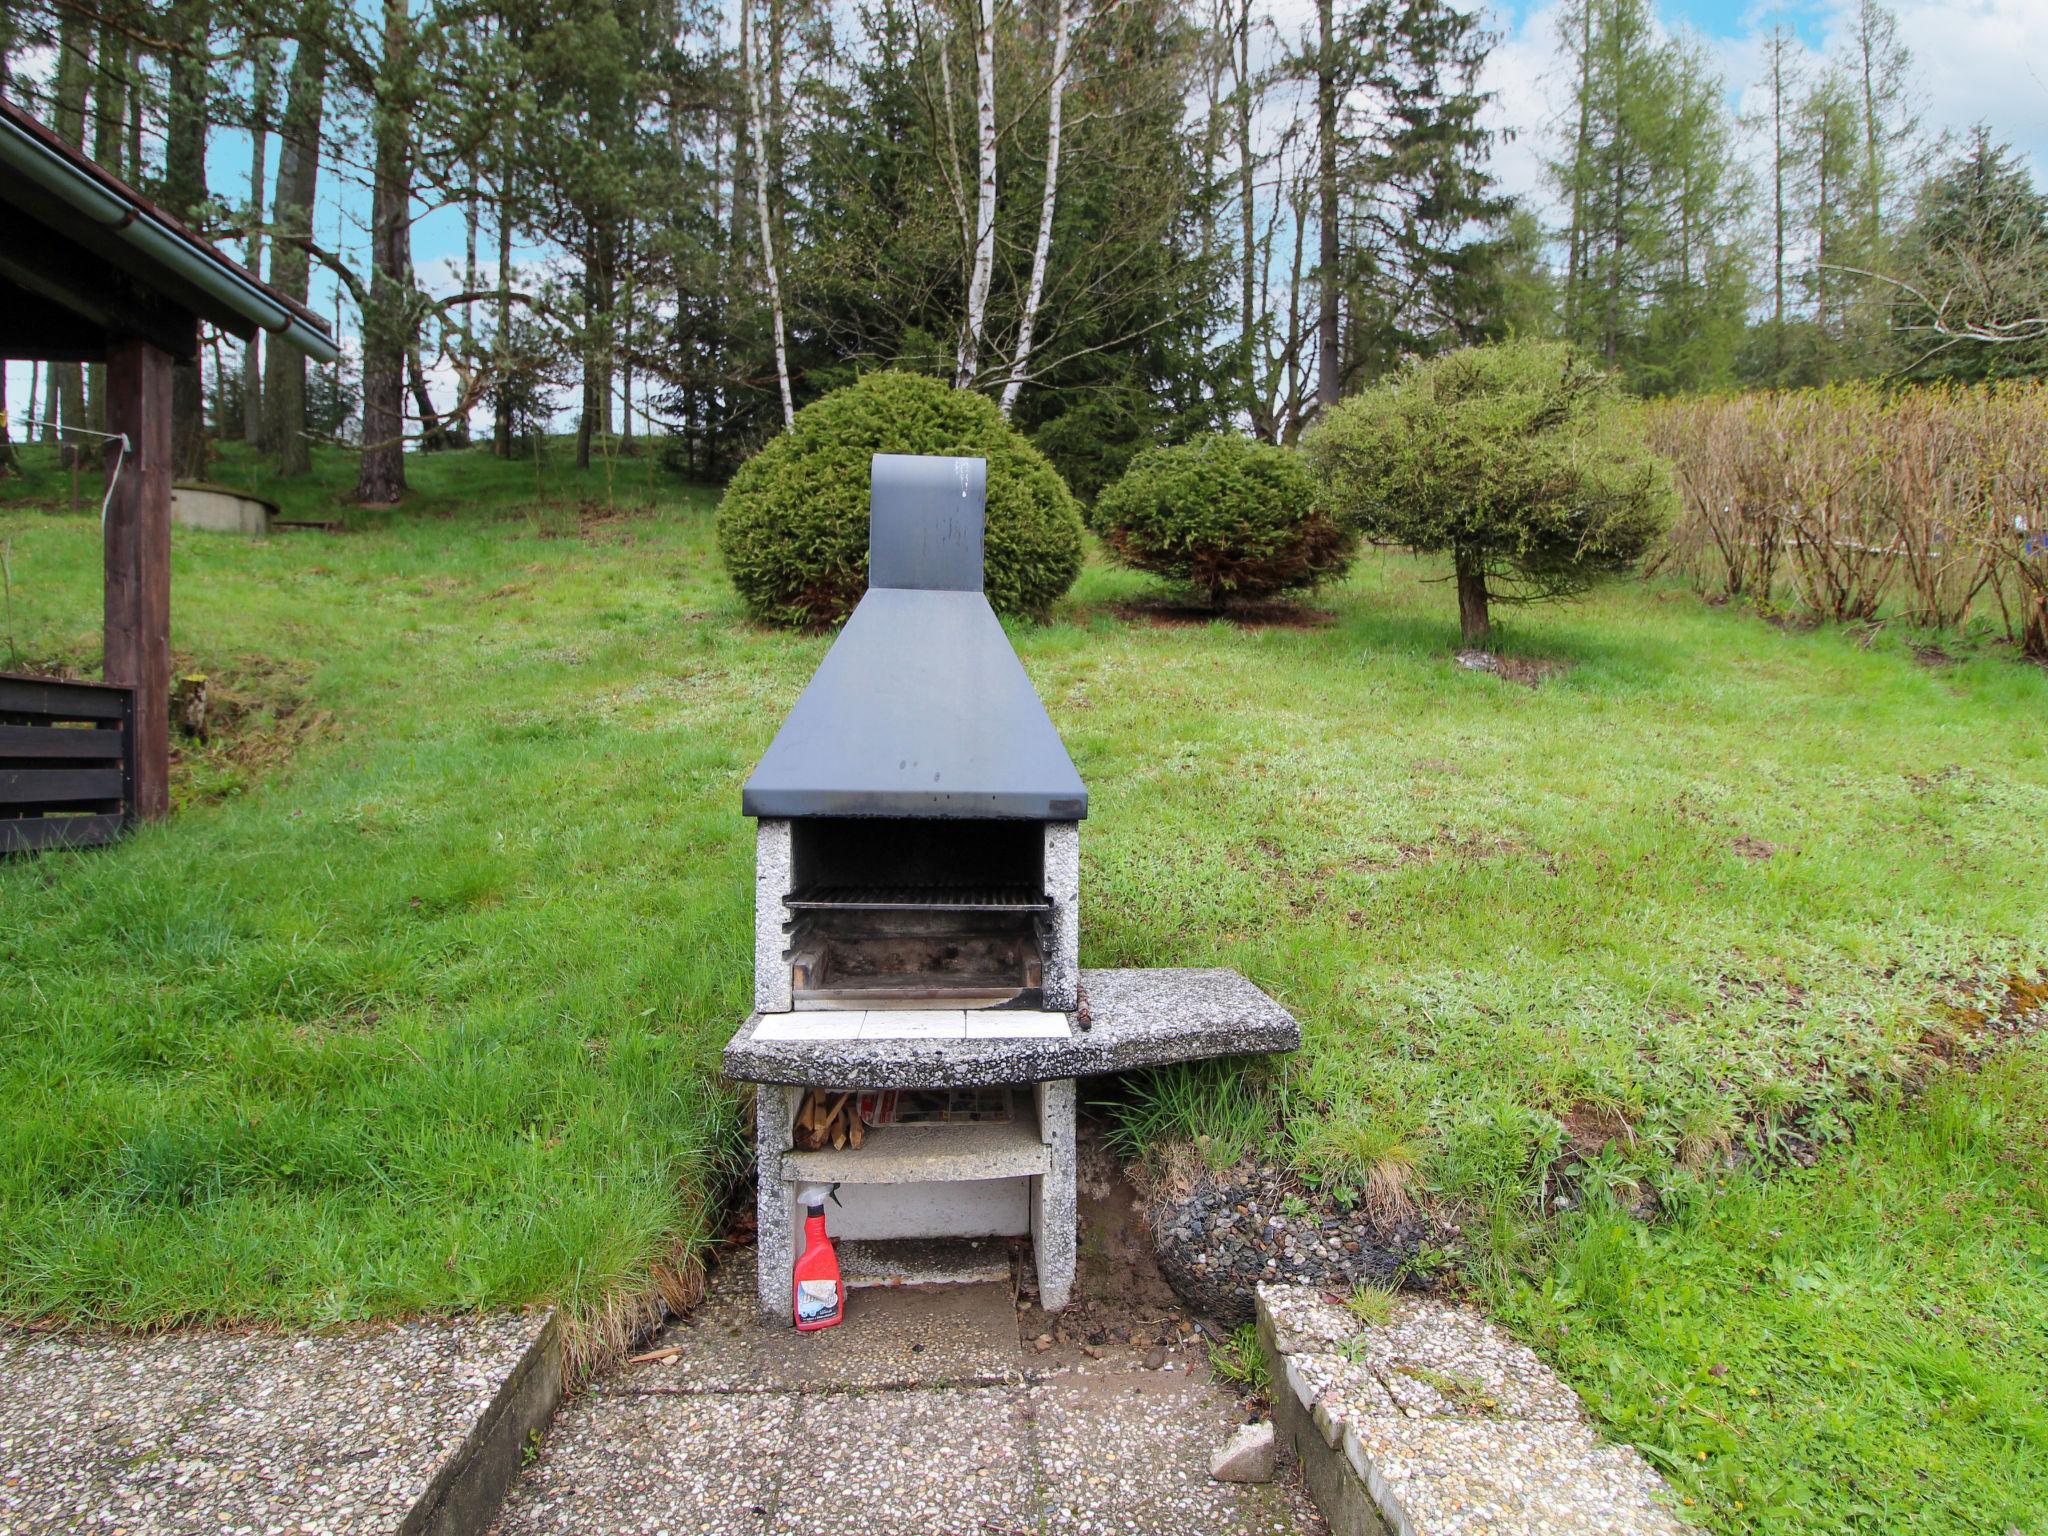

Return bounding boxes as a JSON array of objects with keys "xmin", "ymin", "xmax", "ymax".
[{"xmin": 1646, "ymin": 382, "xmax": 2048, "ymax": 654}]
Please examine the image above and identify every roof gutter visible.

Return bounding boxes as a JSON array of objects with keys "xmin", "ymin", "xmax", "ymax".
[{"xmin": 0, "ymin": 110, "xmax": 340, "ymax": 365}]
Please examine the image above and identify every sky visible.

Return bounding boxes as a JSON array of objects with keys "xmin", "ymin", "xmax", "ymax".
[
  {"xmin": 7, "ymin": 0, "xmax": 2045, "ymax": 439},
  {"xmin": 1479, "ymin": 0, "xmax": 2047, "ymax": 224}
]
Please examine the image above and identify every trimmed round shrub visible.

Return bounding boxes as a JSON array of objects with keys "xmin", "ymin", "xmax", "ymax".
[
  {"xmin": 1091, "ymin": 433, "xmax": 1357, "ymax": 608},
  {"xmin": 717, "ymin": 371, "xmax": 1085, "ymax": 627}
]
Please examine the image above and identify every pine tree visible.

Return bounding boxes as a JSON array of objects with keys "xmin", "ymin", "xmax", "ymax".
[{"xmin": 1548, "ymin": 0, "xmax": 1747, "ymax": 389}]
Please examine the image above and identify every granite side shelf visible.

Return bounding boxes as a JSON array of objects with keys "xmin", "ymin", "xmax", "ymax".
[{"xmin": 722, "ymin": 966, "xmax": 1300, "ymax": 1090}]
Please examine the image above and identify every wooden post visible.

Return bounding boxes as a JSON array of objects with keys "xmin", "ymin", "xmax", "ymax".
[{"xmin": 102, "ymin": 337, "xmax": 173, "ymax": 820}]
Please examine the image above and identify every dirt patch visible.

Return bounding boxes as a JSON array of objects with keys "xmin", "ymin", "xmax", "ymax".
[
  {"xmin": 1113, "ymin": 599, "xmax": 1335, "ymax": 629},
  {"xmin": 1559, "ymin": 1103, "xmax": 1638, "ymax": 1160},
  {"xmin": 167, "ymin": 654, "xmax": 338, "ymax": 804},
  {"xmin": 1454, "ymin": 649, "xmax": 1568, "ymax": 687},
  {"xmin": 1349, "ymin": 828, "xmax": 1558, "ymax": 876},
  {"xmin": 515, "ymin": 498, "xmax": 655, "ymax": 543},
  {"xmin": 1730, "ymin": 835, "xmax": 1782, "ymax": 860},
  {"xmin": 1914, "ymin": 970, "xmax": 2048, "ymax": 1079},
  {"xmin": 1018, "ymin": 1133, "xmax": 1203, "ymax": 1366},
  {"xmin": 574, "ymin": 499, "xmax": 656, "ymax": 543}
]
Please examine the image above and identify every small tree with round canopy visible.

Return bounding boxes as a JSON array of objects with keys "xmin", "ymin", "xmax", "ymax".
[{"xmin": 1303, "ymin": 341, "xmax": 1676, "ymax": 648}]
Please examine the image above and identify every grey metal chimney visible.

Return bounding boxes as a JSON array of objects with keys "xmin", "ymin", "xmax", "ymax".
[
  {"xmin": 867, "ymin": 453, "xmax": 986, "ymax": 593},
  {"xmin": 740, "ymin": 454, "xmax": 1087, "ymax": 822}
]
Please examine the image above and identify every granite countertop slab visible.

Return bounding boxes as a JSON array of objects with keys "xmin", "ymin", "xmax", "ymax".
[{"xmin": 722, "ymin": 966, "xmax": 1299, "ymax": 1088}]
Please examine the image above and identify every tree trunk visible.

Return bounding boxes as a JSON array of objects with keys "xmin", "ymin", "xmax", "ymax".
[
  {"xmin": 163, "ymin": 0, "xmax": 211, "ymax": 480},
  {"xmin": 1770, "ymin": 27, "xmax": 1786, "ymax": 372},
  {"xmin": 1314, "ymin": 0, "xmax": 1340, "ymax": 410},
  {"xmin": 1455, "ymin": 549, "xmax": 1489, "ymax": 648},
  {"xmin": 1232, "ymin": 0, "xmax": 1262, "ymax": 432},
  {"xmin": 954, "ymin": 0, "xmax": 998, "ymax": 387},
  {"xmin": 1565, "ymin": 0, "xmax": 1591, "ymax": 332},
  {"xmin": 741, "ymin": 0, "xmax": 795, "ymax": 424},
  {"xmin": 89, "ymin": 31, "xmax": 131, "ymax": 432},
  {"xmin": 354, "ymin": 0, "xmax": 411, "ymax": 504},
  {"xmin": 575, "ymin": 250, "xmax": 608, "ymax": 469},
  {"xmin": 620, "ymin": 232, "xmax": 634, "ymax": 453},
  {"xmin": 408, "ymin": 345, "xmax": 446, "ymax": 451},
  {"xmin": 493, "ymin": 147, "xmax": 514, "ymax": 457},
  {"xmin": 50, "ymin": 8, "xmax": 94, "ymax": 457},
  {"xmin": 1000, "ymin": 0, "xmax": 1080, "ymax": 418},
  {"xmin": 265, "ymin": 0, "xmax": 328, "ymax": 473},
  {"xmin": 242, "ymin": 37, "xmax": 276, "ymax": 445}
]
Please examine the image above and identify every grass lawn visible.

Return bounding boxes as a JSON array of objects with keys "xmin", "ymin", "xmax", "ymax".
[{"xmin": 3, "ymin": 438, "xmax": 2046, "ymax": 1531}]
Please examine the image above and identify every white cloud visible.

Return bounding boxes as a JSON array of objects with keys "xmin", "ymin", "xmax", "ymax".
[{"xmin": 1479, "ymin": 0, "xmax": 2045, "ymax": 243}]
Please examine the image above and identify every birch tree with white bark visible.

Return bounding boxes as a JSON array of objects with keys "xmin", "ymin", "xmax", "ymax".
[
  {"xmin": 742, "ymin": 0, "xmax": 796, "ymax": 425},
  {"xmin": 954, "ymin": 0, "xmax": 998, "ymax": 386},
  {"xmin": 1000, "ymin": 0, "xmax": 1084, "ymax": 416}
]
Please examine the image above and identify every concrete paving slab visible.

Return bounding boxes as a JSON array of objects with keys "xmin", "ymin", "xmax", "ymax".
[
  {"xmin": 488, "ymin": 1390, "xmax": 795, "ymax": 1536},
  {"xmin": 775, "ymin": 1386, "xmax": 1036, "ymax": 1536},
  {"xmin": 609, "ymin": 1266, "xmax": 1024, "ymax": 1396},
  {"xmin": 1030, "ymin": 1374, "xmax": 1321, "ymax": 1536},
  {"xmin": 1341, "ymin": 1417, "xmax": 1688, "ymax": 1536},
  {"xmin": 0, "ymin": 1312, "xmax": 555, "ymax": 1536},
  {"xmin": 1257, "ymin": 1284, "xmax": 1690, "ymax": 1536}
]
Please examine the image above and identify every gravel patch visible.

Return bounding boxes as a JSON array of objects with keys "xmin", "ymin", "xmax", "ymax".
[{"xmin": 1148, "ymin": 1163, "xmax": 1458, "ymax": 1324}]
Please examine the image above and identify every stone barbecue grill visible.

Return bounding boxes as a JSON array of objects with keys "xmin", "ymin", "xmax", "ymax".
[{"xmin": 724, "ymin": 453, "xmax": 1299, "ymax": 1319}]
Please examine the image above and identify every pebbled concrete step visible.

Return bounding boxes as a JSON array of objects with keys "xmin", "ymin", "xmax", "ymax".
[
  {"xmin": 0, "ymin": 1311, "xmax": 563, "ymax": 1536},
  {"xmin": 1257, "ymin": 1284, "xmax": 1693, "ymax": 1536}
]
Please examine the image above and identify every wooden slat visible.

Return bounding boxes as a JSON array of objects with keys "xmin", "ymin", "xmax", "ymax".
[
  {"xmin": 0, "ymin": 813, "xmax": 126, "ymax": 854},
  {"xmin": 0, "ymin": 767, "xmax": 124, "ymax": 806},
  {"xmin": 0, "ymin": 675, "xmax": 129, "ymax": 722},
  {"xmin": 0, "ymin": 723, "xmax": 125, "ymax": 759}
]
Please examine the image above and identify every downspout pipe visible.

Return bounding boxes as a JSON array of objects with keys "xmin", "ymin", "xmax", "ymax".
[{"xmin": 0, "ymin": 109, "xmax": 340, "ymax": 365}]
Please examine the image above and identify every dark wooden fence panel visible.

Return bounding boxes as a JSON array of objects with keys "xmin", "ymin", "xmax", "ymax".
[{"xmin": 0, "ymin": 674, "xmax": 135, "ymax": 855}]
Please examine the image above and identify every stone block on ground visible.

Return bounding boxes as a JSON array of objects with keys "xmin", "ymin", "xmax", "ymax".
[
  {"xmin": 1212, "ymin": 1419, "xmax": 1278, "ymax": 1482},
  {"xmin": 1256, "ymin": 1283, "xmax": 1691, "ymax": 1536}
]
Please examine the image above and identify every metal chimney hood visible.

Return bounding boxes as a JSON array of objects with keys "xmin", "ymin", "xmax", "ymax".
[{"xmin": 740, "ymin": 454, "xmax": 1088, "ymax": 822}]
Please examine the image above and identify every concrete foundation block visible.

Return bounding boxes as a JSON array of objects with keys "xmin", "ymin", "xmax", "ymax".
[
  {"xmin": 1031, "ymin": 1078, "xmax": 1077, "ymax": 1312},
  {"xmin": 754, "ymin": 1084, "xmax": 800, "ymax": 1320}
]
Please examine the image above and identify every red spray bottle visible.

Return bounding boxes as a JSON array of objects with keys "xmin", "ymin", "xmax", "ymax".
[{"xmin": 792, "ymin": 1184, "xmax": 844, "ymax": 1330}]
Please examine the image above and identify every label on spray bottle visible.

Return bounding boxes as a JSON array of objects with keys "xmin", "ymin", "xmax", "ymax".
[{"xmin": 795, "ymin": 1278, "xmax": 841, "ymax": 1323}]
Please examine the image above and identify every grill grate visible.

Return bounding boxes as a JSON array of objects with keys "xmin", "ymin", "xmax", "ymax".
[{"xmin": 786, "ymin": 884, "xmax": 1052, "ymax": 913}]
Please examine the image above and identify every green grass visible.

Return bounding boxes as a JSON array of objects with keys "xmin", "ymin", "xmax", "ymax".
[
  {"xmin": 3, "ymin": 438, "xmax": 2047, "ymax": 1531},
  {"xmin": 1488, "ymin": 1041, "xmax": 2048, "ymax": 1533}
]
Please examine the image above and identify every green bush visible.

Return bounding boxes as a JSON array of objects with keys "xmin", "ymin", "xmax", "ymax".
[
  {"xmin": 1091, "ymin": 434, "xmax": 1356, "ymax": 608},
  {"xmin": 1304, "ymin": 341, "xmax": 1676, "ymax": 647},
  {"xmin": 717, "ymin": 371, "xmax": 1085, "ymax": 626}
]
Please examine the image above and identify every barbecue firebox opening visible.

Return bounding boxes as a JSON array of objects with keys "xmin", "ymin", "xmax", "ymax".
[{"xmin": 787, "ymin": 817, "xmax": 1049, "ymax": 1010}]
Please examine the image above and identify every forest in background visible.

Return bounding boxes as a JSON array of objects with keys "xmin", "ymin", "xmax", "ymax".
[{"xmin": 2, "ymin": 0, "xmax": 2044, "ymax": 504}]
